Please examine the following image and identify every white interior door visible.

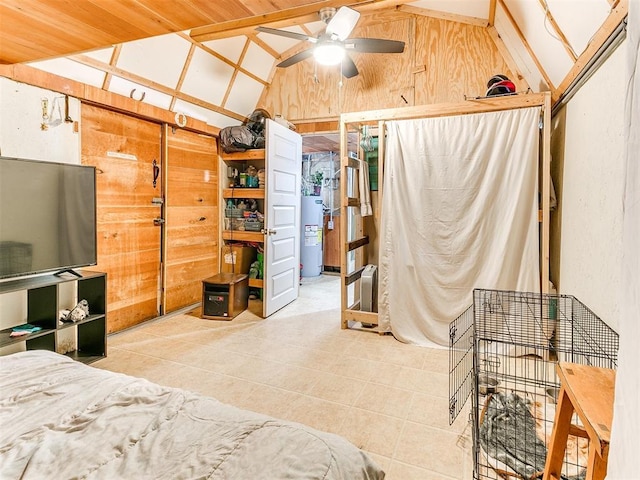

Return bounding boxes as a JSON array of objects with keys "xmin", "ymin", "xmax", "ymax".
[{"xmin": 264, "ymin": 120, "xmax": 302, "ymax": 317}]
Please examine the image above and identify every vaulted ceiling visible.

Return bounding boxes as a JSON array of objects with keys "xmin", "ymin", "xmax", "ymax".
[{"xmin": 0, "ymin": 0, "xmax": 628, "ymax": 128}]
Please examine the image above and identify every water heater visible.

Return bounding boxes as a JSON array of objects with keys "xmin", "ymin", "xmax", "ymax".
[{"xmin": 300, "ymin": 196, "xmax": 324, "ymax": 277}]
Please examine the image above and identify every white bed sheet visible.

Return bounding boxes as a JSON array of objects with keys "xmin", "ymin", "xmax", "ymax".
[{"xmin": 0, "ymin": 351, "xmax": 383, "ymax": 480}]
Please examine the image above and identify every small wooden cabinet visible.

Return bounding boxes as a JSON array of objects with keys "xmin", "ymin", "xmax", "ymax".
[
  {"xmin": 202, "ymin": 273, "xmax": 249, "ymax": 320},
  {"xmin": 0, "ymin": 271, "xmax": 107, "ymax": 363}
]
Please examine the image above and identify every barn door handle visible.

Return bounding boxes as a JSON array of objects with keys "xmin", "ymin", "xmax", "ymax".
[{"xmin": 152, "ymin": 159, "xmax": 159, "ymax": 188}]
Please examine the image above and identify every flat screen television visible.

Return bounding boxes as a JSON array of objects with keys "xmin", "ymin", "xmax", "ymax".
[{"xmin": 0, "ymin": 156, "xmax": 97, "ymax": 279}]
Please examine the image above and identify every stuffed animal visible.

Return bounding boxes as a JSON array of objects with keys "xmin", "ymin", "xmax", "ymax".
[{"xmin": 64, "ymin": 299, "xmax": 90, "ymax": 323}]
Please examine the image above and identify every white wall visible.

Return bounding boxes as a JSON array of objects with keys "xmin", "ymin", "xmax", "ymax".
[
  {"xmin": 553, "ymin": 40, "xmax": 627, "ymax": 331},
  {"xmin": 0, "ymin": 77, "xmax": 80, "ymax": 163}
]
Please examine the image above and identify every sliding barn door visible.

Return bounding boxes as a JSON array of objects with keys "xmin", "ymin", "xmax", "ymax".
[
  {"xmin": 164, "ymin": 126, "xmax": 218, "ymax": 312},
  {"xmin": 81, "ymin": 104, "xmax": 162, "ymax": 333}
]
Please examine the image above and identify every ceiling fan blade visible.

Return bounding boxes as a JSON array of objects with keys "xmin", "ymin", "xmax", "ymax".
[
  {"xmin": 277, "ymin": 48, "xmax": 315, "ymax": 68},
  {"xmin": 341, "ymin": 55, "xmax": 359, "ymax": 78},
  {"xmin": 326, "ymin": 6, "xmax": 360, "ymax": 41},
  {"xmin": 256, "ymin": 26, "xmax": 313, "ymax": 43},
  {"xmin": 344, "ymin": 38, "xmax": 405, "ymax": 54}
]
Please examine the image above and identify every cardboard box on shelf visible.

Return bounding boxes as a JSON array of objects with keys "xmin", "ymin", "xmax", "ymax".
[{"xmin": 221, "ymin": 245, "xmax": 257, "ymax": 274}]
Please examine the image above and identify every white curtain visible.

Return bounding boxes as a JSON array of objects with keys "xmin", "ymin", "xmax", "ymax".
[{"xmin": 379, "ymin": 107, "xmax": 541, "ymax": 347}]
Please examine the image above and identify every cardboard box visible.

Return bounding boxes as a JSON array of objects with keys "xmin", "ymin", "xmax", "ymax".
[{"xmin": 221, "ymin": 245, "xmax": 256, "ymax": 274}]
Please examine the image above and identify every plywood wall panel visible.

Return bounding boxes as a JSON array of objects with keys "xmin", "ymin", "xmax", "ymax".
[
  {"xmin": 81, "ymin": 103, "xmax": 162, "ymax": 334},
  {"xmin": 164, "ymin": 127, "xmax": 218, "ymax": 313},
  {"xmin": 261, "ymin": 13, "xmax": 515, "ymax": 121}
]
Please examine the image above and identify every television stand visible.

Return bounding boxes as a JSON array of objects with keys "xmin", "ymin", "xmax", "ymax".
[{"xmin": 54, "ymin": 268, "xmax": 83, "ymax": 278}]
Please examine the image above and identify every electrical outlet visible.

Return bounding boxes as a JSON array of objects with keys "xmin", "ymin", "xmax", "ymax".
[{"xmin": 328, "ymin": 220, "xmax": 334, "ymax": 230}]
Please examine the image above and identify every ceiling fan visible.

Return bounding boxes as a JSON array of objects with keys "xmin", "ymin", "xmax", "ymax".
[{"xmin": 256, "ymin": 6, "xmax": 405, "ymax": 78}]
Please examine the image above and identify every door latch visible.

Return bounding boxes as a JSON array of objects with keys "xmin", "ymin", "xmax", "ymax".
[
  {"xmin": 261, "ymin": 228, "xmax": 277, "ymax": 235},
  {"xmin": 153, "ymin": 217, "xmax": 165, "ymax": 226}
]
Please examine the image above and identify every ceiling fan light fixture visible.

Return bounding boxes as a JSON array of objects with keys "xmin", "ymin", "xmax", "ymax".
[{"xmin": 313, "ymin": 43, "xmax": 345, "ymax": 66}]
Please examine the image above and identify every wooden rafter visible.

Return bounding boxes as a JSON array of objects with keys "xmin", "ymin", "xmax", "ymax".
[
  {"xmin": 177, "ymin": 32, "xmax": 268, "ymax": 87},
  {"xmin": 171, "ymin": 43, "xmax": 197, "ymax": 112},
  {"xmin": 398, "ymin": 5, "xmax": 488, "ymax": 27},
  {"xmin": 101, "ymin": 45, "xmax": 122, "ymax": 91},
  {"xmin": 536, "ymin": 0, "xmax": 577, "ymax": 61},
  {"xmin": 221, "ymin": 38, "xmax": 251, "ymax": 109},
  {"xmin": 488, "ymin": 0, "xmax": 497, "ymax": 26},
  {"xmin": 554, "ymin": 0, "xmax": 627, "ymax": 104},
  {"xmin": 69, "ymin": 54, "xmax": 245, "ymax": 121},
  {"xmin": 497, "ymin": 0, "xmax": 556, "ymax": 94}
]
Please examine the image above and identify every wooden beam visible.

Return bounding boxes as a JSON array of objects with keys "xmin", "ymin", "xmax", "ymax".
[
  {"xmin": 488, "ymin": 0, "xmax": 497, "ymax": 26},
  {"xmin": 190, "ymin": 0, "xmax": 373, "ymax": 42},
  {"xmin": 69, "ymin": 54, "xmax": 246, "ymax": 122},
  {"xmin": 101, "ymin": 45, "xmax": 121, "ymax": 91},
  {"xmin": 553, "ymin": 0, "xmax": 628, "ymax": 104},
  {"xmin": 497, "ymin": 0, "xmax": 556, "ymax": 95},
  {"xmin": 177, "ymin": 32, "xmax": 268, "ymax": 87},
  {"xmin": 536, "ymin": 0, "xmax": 577, "ymax": 61},
  {"xmin": 341, "ymin": 92, "xmax": 547, "ymax": 123},
  {"xmin": 0, "ymin": 64, "xmax": 219, "ymax": 135},
  {"xmin": 221, "ymin": 37, "xmax": 250, "ymax": 109},
  {"xmin": 398, "ymin": 5, "xmax": 488, "ymax": 27},
  {"xmin": 347, "ymin": 236, "xmax": 369, "ymax": 252},
  {"xmin": 171, "ymin": 43, "xmax": 196, "ymax": 112},
  {"xmin": 345, "ymin": 266, "xmax": 366, "ymax": 285}
]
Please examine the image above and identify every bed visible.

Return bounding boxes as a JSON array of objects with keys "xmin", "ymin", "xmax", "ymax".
[{"xmin": 0, "ymin": 350, "xmax": 384, "ymax": 479}]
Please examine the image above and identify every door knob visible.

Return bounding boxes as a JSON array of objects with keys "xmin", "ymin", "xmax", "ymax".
[{"xmin": 261, "ymin": 228, "xmax": 277, "ymax": 235}]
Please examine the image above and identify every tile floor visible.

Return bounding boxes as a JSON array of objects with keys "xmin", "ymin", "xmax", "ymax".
[{"xmin": 94, "ymin": 274, "xmax": 473, "ymax": 479}]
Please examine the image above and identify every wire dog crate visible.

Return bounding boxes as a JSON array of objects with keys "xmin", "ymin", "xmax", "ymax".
[{"xmin": 449, "ymin": 289, "xmax": 618, "ymax": 480}]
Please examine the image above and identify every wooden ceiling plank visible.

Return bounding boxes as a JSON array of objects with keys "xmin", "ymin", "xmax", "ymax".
[
  {"xmin": 190, "ymin": 0, "xmax": 374, "ymax": 42},
  {"xmin": 536, "ymin": 0, "xmax": 578, "ymax": 61},
  {"xmin": 554, "ymin": 0, "xmax": 627, "ymax": 104},
  {"xmin": 398, "ymin": 5, "xmax": 488, "ymax": 27},
  {"xmin": 497, "ymin": 0, "xmax": 556, "ymax": 95}
]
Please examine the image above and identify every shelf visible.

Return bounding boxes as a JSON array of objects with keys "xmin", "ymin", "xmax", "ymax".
[
  {"xmin": 221, "ymin": 149, "xmax": 265, "ymax": 161},
  {"xmin": 222, "ymin": 231, "xmax": 264, "ymax": 242},
  {"xmin": 223, "ymin": 188, "xmax": 265, "ymax": 199},
  {"xmin": 0, "ymin": 328, "xmax": 55, "ymax": 348},
  {"xmin": 248, "ymin": 278, "xmax": 263, "ymax": 288},
  {"xmin": 57, "ymin": 314, "xmax": 106, "ymax": 331}
]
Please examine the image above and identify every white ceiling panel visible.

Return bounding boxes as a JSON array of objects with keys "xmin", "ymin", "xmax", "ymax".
[
  {"xmin": 494, "ymin": 7, "xmax": 548, "ymax": 92},
  {"xmin": 545, "ymin": 0, "xmax": 610, "ymax": 56},
  {"xmin": 28, "ymin": 58, "xmax": 106, "ymax": 88},
  {"xmin": 242, "ymin": 43, "xmax": 276, "ymax": 81},
  {"xmin": 173, "ymin": 99, "xmax": 240, "ymax": 127},
  {"xmin": 82, "ymin": 47, "xmax": 114, "ymax": 64},
  {"xmin": 117, "ymin": 33, "xmax": 191, "ymax": 88},
  {"xmin": 181, "ymin": 47, "xmax": 235, "ymax": 106},
  {"xmin": 224, "ymin": 73, "xmax": 265, "ymax": 115},
  {"xmin": 406, "ymin": 0, "xmax": 490, "ymax": 19},
  {"xmin": 202, "ymin": 36, "xmax": 247, "ymax": 63},
  {"xmin": 502, "ymin": 0, "xmax": 574, "ymax": 88},
  {"xmin": 108, "ymin": 76, "xmax": 173, "ymax": 110}
]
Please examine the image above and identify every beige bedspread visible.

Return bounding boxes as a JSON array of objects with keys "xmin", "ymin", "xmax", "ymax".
[{"xmin": 0, "ymin": 351, "xmax": 384, "ymax": 480}]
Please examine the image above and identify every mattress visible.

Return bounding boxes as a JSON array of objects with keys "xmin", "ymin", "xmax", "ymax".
[{"xmin": 0, "ymin": 351, "xmax": 384, "ymax": 480}]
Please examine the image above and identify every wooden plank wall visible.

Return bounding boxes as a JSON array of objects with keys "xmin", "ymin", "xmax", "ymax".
[
  {"xmin": 81, "ymin": 104, "xmax": 163, "ymax": 333},
  {"xmin": 260, "ymin": 13, "xmax": 517, "ymax": 121},
  {"xmin": 163, "ymin": 127, "xmax": 218, "ymax": 312}
]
